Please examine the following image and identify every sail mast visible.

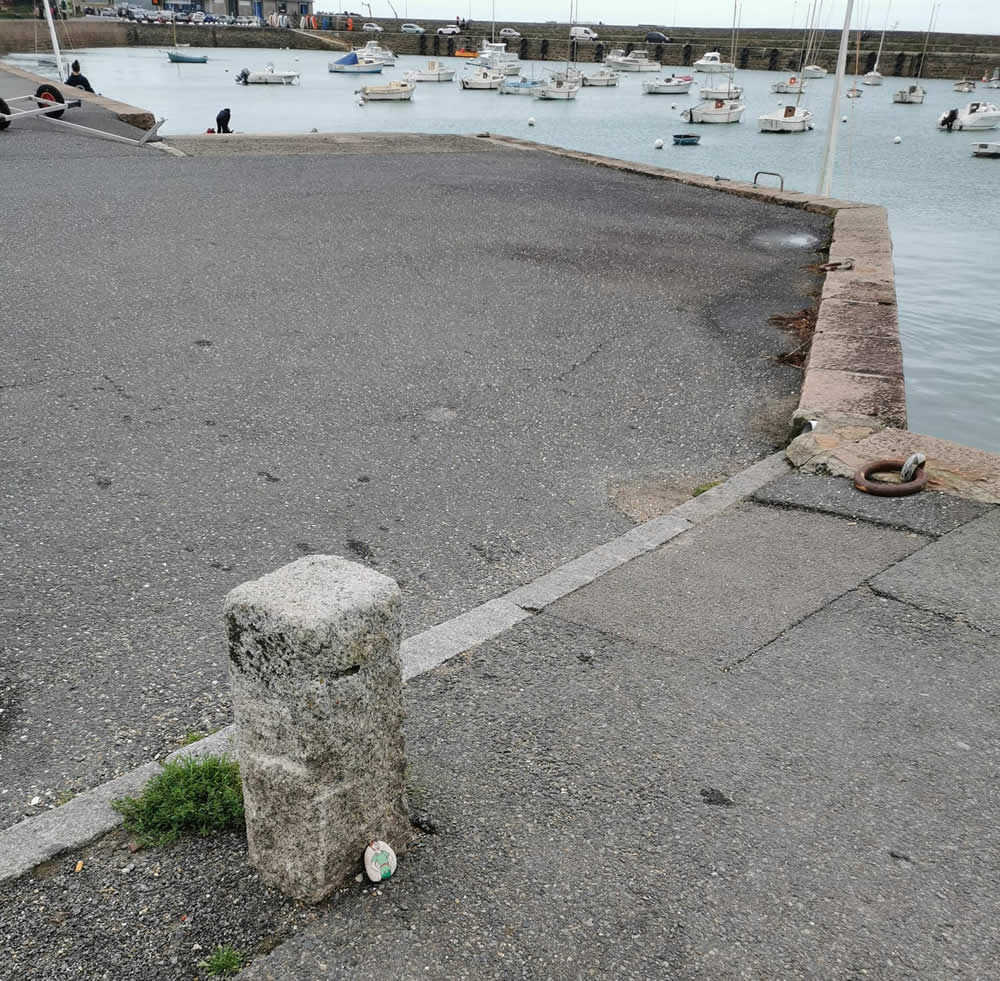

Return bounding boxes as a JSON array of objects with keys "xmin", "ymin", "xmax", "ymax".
[
  {"xmin": 41, "ymin": 1, "xmax": 66, "ymax": 82},
  {"xmin": 817, "ymin": 0, "xmax": 856, "ymax": 197}
]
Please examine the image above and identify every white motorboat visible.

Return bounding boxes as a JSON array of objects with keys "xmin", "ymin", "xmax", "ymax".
[
  {"xmin": 606, "ymin": 48, "xmax": 660, "ymax": 72},
  {"xmin": 329, "ymin": 52, "xmax": 383, "ymax": 74},
  {"xmin": 535, "ymin": 78, "xmax": 579, "ymax": 100},
  {"xmin": 235, "ymin": 65, "xmax": 299, "ymax": 85},
  {"xmin": 602, "ymin": 47, "xmax": 626, "ymax": 65},
  {"xmin": 771, "ymin": 75, "xmax": 806, "ymax": 94},
  {"xmin": 404, "ymin": 60, "xmax": 456, "ymax": 82},
  {"xmin": 643, "ymin": 74, "xmax": 694, "ymax": 94},
  {"xmin": 986, "ymin": 68, "xmax": 1000, "ymax": 89},
  {"xmin": 487, "ymin": 53, "xmax": 521, "ymax": 75},
  {"xmin": 358, "ymin": 79, "xmax": 414, "ymax": 102},
  {"xmin": 802, "ymin": 64, "xmax": 827, "ymax": 78},
  {"xmin": 473, "ymin": 39, "xmax": 517, "ymax": 70},
  {"xmin": 352, "ymin": 39, "xmax": 395, "ymax": 66},
  {"xmin": 892, "ymin": 83, "xmax": 926, "ymax": 104},
  {"xmin": 700, "ymin": 79, "xmax": 743, "ymax": 99},
  {"xmin": 550, "ymin": 66, "xmax": 585, "ymax": 83},
  {"xmin": 971, "ymin": 141, "xmax": 1000, "ymax": 156},
  {"xmin": 954, "ymin": 79, "xmax": 976, "ymax": 93},
  {"xmin": 581, "ymin": 68, "xmax": 619, "ymax": 86},
  {"xmin": 499, "ymin": 76, "xmax": 544, "ymax": 94},
  {"xmin": 460, "ymin": 67, "xmax": 504, "ymax": 90},
  {"xmin": 693, "ymin": 50, "xmax": 736, "ymax": 73},
  {"xmin": 682, "ymin": 98, "xmax": 745, "ymax": 124},
  {"xmin": 938, "ymin": 102, "xmax": 1000, "ymax": 131},
  {"xmin": 758, "ymin": 104, "xmax": 814, "ymax": 132}
]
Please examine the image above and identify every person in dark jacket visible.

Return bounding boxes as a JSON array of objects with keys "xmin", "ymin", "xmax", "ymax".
[
  {"xmin": 65, "ymin": 59, "xmax": 95, "ymax": 93},
  {"xmin": 215, "ymin": 108, "xmax": 232, "ymax": 134}
]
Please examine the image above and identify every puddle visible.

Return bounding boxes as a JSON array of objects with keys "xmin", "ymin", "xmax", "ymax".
[{"xmin": 751, "ymin": 229, "xmax": 824, "ymax": 251}]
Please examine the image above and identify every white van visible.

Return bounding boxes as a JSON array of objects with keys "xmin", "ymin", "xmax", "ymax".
[{"xmin": 569, "ymin": 26, "xmax": 598, "ymax": 40}]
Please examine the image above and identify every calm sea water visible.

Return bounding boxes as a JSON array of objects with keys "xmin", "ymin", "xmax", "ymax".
[{"xmin": 7, "ymin": 45, "xmax": 998, "ymax": 452}]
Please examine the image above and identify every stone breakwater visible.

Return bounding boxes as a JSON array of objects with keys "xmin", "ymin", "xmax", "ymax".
[{"xmin": 2, "ymin": 19, "xmax": 997, "ymax": 79}]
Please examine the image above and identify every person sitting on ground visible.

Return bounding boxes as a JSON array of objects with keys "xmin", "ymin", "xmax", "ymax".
[
  {"xmin": 65, "ymin": 59, "xmax": 95, "ymax": 93},
  {"xmin": 216, "ymin": 107, "xmax": 232, "ymax": 134}
]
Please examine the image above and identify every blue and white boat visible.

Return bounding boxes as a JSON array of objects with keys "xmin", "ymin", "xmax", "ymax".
[
  {"xmin": 499, "ymin": 77, "xmax": 544, "ymax": 95},
  {"xmin": 329, "ymin": 52, "xmax": 383, "ymax": 74}
]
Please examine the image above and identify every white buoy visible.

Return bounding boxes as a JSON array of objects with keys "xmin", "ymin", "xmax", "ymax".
[
  {"xmin": 893, "ymin": 135, "xmax": 902, "ymax": 144},
  {"xmin": 654, "ymin": 138, "xmax": 664, "ymax": 149},
  {"xmin": 528, "ymin": 116, "xmax": 535, "ymax": 126},
  {"xmin": 842, "ymin": 115, "xmax": 848, "ymax": 122},
  {"xmin": 671, "ymin": 103, "xmax": 677, "ymax": 109}
]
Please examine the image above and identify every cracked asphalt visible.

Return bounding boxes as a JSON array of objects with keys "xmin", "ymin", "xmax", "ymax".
[{"xmin": 1, "ymin": 113, "xmax": 827, "ymax": 828}]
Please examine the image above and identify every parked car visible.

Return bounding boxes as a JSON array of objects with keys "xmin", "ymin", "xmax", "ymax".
[
  {"xmin": 645, "ymin": 31, "xmax": 671, "ymax": 42},
  {"xmin": 362, "ymin": 22, "xmax": 383, "ymax": 32},
  {"xmin": 191, "ymin": 11, "xmax": 205, "ymax": 24},
  {"xmin": 100, "ymin": 6, "xmax": 116, "ymax": 15},
  {"xmin": 400, "ymin": 23, "xmax": 424, "ymax": 33},
  {"xmin": 437, "ymin": 24, "xmax": 460, "ymax": 35},
  {"xmin": 569, "ymin": 25, "xmax": 598, "ymax": 40},
  {"xmin": 203, "ymin": 14, "xmax": 218, "ymax": 23},
  {"xmin": 498, "ymin": 27, "xmax": 520, "ymax": 38}
]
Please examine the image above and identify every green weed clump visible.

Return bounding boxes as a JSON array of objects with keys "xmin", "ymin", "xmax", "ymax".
[
  {"xmin": 203, "ymin": 945, "xmax": 244, "ymax": 977},
  {"xmin": 692, "ymin": 480, "xmax": 724, "ymax": 497},
  {"xmin": 112, "ymin": 756, "xmax": 244, "ymax": 847}
]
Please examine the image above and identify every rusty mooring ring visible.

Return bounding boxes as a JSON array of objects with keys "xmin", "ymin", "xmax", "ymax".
[{"xmin": 854, "ymin": 458, "xmax": 928, "ymax": 497}]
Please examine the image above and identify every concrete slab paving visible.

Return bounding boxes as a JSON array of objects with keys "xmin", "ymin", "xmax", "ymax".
[
  {"xmin": 753, "ymin": 472, "xmax": 993, "ymax": 536},
  {"xmin": 548, "ymin": 503, "xmax": 925, "ymax": 668},
  {"xmin": 239, "ymin": 596, "xmax": 999, "ymax": 981},
  {"xmin": 870, "ymin": 509, "xmax": 1000, "ymax": 635},
  {"xmin": 1, "ymin": 134, "xmax": 827, "ymax": 828}
]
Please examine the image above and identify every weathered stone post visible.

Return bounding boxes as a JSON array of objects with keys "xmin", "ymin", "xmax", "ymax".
[{"xmin": 224, "ymin": 555, "xmax": 411, "ymax": 902}]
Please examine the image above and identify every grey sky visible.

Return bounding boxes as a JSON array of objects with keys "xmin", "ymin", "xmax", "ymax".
[{"xmin": 384, "ymin": 2, "xmax": 999, "ymax": 36}]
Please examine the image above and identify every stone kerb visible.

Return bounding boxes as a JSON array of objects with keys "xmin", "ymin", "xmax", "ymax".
[{"xmin": 224, "ymin": 555, "xmax": 412, "ymax": 903}]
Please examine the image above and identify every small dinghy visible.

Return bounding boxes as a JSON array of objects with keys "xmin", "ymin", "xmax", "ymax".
[
  {"xmin": 330, "ymin": 52, "xmax": 383, "ymax": 74},
  {"xmin": 971, "ymin": 141, "xmax": 1000, "ymax": 157},
  {"xmin": 672, "ymin": 133, "xmax": 701, "ymax": 145},
  {"xmin": 167, "ymin": 51, "xmax": 207, "ymax": 64},
  {"xmin": 358, "ymin": 79, "xmax": 415, "ymax": 102},
  {"xmin": 236, "ymin": 65, "xmax": 300, "ymax": 85}
]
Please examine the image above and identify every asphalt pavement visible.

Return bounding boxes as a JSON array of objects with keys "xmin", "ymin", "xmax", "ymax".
[{"xmin": 1, "ymin": 116, "xmax": 827, "ymax": 829}]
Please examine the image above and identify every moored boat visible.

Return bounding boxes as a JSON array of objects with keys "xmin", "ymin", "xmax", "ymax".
[
  {"xmin": 235, "ymin": 65, "xmax": 300, "ymax": 85},
  {"xmin": 404, "ymin": 60, "xmax": 456, "ymax": 82},
  {"xmin": 358, "ymin": 79, "xmax": 415, "ymax": 102},
  {"xmin": 971, "ymin": 140, "xmax": 1000, "ymax": 156},
  {"xmin": 455, "ymin": 48, "xmax": 478, "ymax": 57},
  {"xmin": 352, "ymin": 39, "xmax": 395, "ymax": 66},
  {"xmin": 672, "ymin": 133, "xmax": 701, "ymax": 144},
  {"xmin": 938, "ymin": 102, "xmax": 1000, "ymax": 131},
  {"xmin": 802, "ymin": 64, "xmax": 827, "ymax": 78},
  {"xmin": 771, "ymin": 75, "xmax": 806, "ymax": 94},
  {"xmin": 892, "ymin": 83, "xmax": 926, "ymax": 104},
  {"xmin": 987, "ymin": 68, "xmax": 1000, "ymax": 89},
  {"xmin": 535, "ymin": 78, "xmax": 579, "ymax": 100},
  {"xmin": 682, "ymin": 98, "xmax": 745, "ymax": 124},
  {"xmin": 700, "ymin": 79, "xmax": 743, "ymax": 99},
  {"xmin": 693, "ymin": 50, "xmax": 736, "ymax": 72},
  {"xmin": 499, "ymin": 76, "xmax": 544, "ymax": 94},
  {"xmin": 606, "ymin": 48, "xmax": 660, "ymax": 72},
  {"xmin": 460, "ymin": 67, "xmax": 504, "ymax": 90},
  {"xmin": 581, "ymin": 68, "xmax": 619, "ymax": 86},
  {"xmin": 167, "ymin": 51, "xmax": 207, "ymax": 64},
  {"xmin": 758, "ymin": 104, "xmax": 814, "ymax": 132},
  {"xmin": 643, "ymin": 74, "xmax": 694, "ymax": 95},
  {"xmin": 330, "ymin": 52, "xmax": 383, "ymax": 74}
]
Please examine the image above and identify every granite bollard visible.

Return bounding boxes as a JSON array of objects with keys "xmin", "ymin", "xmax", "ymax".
[{"xmin": 224, "ymin": 555, "xmax": 412, "ymax": 902}]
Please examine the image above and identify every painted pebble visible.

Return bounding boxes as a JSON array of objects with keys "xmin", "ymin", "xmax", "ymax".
[{"xmin": 364, "ymin": 840, "xmax": 397, "ymax": 882}]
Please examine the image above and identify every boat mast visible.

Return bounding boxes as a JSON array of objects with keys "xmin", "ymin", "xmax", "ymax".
[
  {"xmin": 798, "ymin": 0, "xmax": 813, "ymax": 72},
  {"xmin": 817, "ymin": 0, "xmax": 856, "ymax": 197},
  {"xmin": 917, "ymin": 2, "xmax": 938, "ymax": 80},
  {"xmin": 873, "ymin": 0, "xmax": 890, "ymax": 72},
  {"xmin": 41, "ymin": 0, "xmax": 66, "ymax": 82}
]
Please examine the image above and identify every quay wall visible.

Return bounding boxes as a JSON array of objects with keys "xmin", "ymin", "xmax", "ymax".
[{"xmin": 2, "ymin": 19, "xmax": 998, "ymax": 78}]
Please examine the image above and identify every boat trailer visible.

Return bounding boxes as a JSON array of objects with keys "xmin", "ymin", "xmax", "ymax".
[{"xmin": 0, "ymin": 83, "xmax": 164, "ymax": 148}]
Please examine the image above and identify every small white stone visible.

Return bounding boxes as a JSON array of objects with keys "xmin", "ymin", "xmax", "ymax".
[
  {"xmin": 30, "ymin": 796, "xmax": 41, "ymax": 806},
  {"xmin": 364, "ymin": 840, "xmax": 397, "ymax": 883}
]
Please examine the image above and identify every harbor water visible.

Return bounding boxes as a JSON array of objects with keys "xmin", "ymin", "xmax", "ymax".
[{"xmin": 6, "ymin": 45, "xmax": 998, "ymax": 452}]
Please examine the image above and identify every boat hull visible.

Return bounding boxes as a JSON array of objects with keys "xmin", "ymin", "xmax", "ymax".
[
  {"xmin": 683, "ymin": 101, "xmax": 745, "ymax": 124},
  {"xmin": 971, "ymin": 141, "xmax": 1000, "ymax": 156},
  {"xmin": 582, "ymin": 73, "xmax": 619, "ymax": 86},
  {"xmin": 359, "ymin": 81, "xmax": 415, "ymax": 101},
  {"xmin": 701, "ymin": 84, "xmax": 743, "ymax": 98},
  {"xmin": 167, "ymin": 51, "xmax": 207, "ymax": 64},
  {"xmin": 330, "ymin": 63, "xmax": 383, "ymax": 73},
  {"xmin": 802, "ymin": 65, "xmax": 827, "ymax": 78},
  {"xmin": 758, "ymin": 109, "xmax": 814, "ymax": 132},
  {"xmin": 499, "ymin": 80, "xmax": 543, "ymax": 94},
  {"xmin": 645, "ymin": 80, "xmax": 694, "ymax": 94},
  {"xmin": 535, "ymin": 82, "xmax": 579, "ymax": 100},
  {"xmin": 893, "ymin": 86, "xmax": 926, "ymax": 104}
]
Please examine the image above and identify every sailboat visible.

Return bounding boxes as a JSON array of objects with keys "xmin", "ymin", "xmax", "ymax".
[
  {"xmin": 698, "ymin": 0, "xmax": 742, "ymax": 101},
  {"xmin": 167, "ymin": 18, "xmax": 206, "ymax": 63},
  {"xmin": 893, "ymin": 1, "xmax": 936, "ymax": 104},
  {"xmin": 536, "ymin": 1, "xmax": 580, "ymax": 100},
  {"xmin": 759, "ymin": 0, "xmax": 816, "ymax": 131},
  {"xmin": 987, "ymin": 67, "xmax": 1000, "ymax": 89},
  {"xmin": 862, "ymin": 1, "xmax": 890, "ymax": 85},
  {"xmin": 800, "ymin": 1, "xmax": 829, "ymax": 78}
]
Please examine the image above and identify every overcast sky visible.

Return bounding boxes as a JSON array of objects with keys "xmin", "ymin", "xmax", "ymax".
[{"xmin": 380, "ymin": 2, "xmax": 999, "ymax": 36}]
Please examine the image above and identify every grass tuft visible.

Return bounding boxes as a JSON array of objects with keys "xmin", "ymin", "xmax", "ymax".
[
  {"xmin": 179, "ymin": 729, "xmax": 207, "ymax": 746},
  {"xmin": 202, "ymin": 945, "xmax": 244, "ymax": 977},
  {"xmin": 692, "ymin": 480, "xmax": 723, "ymax": 497},
  {"xmin": 112, "ymin": 756, "xmax": 244, "ymax": 847}
]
